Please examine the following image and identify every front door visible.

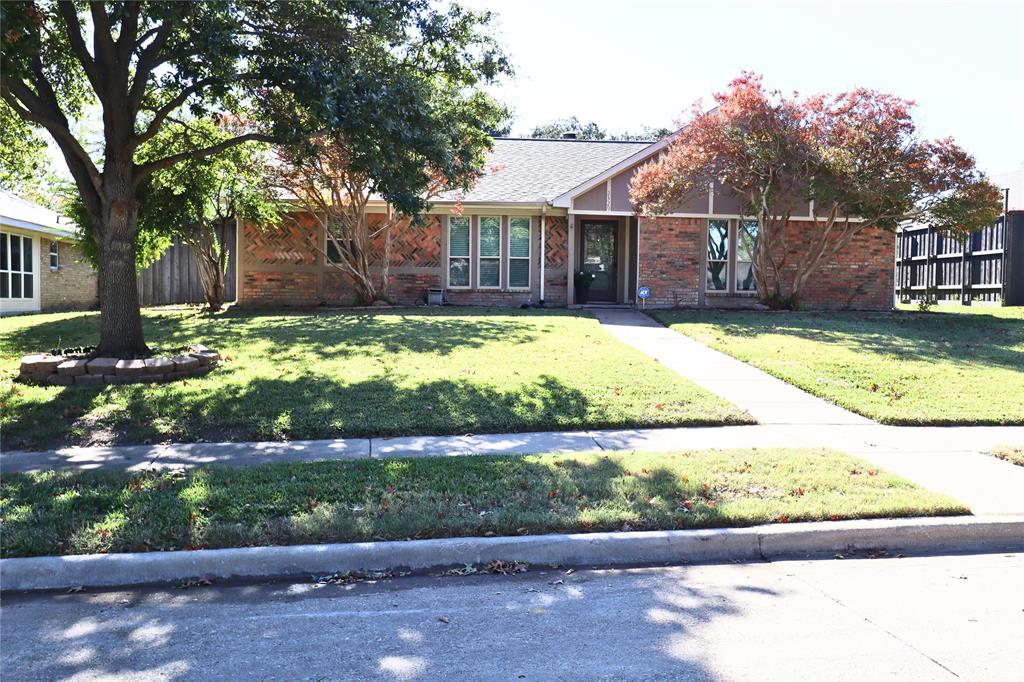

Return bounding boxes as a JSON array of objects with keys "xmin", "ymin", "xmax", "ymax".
[{"xmin": 580, "ymin": 221, "xmax": 618, "ymax": 302}]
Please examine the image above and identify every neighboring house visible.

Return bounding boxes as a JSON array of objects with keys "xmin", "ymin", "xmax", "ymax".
[
  {"xmin": 236, "ymin": 135, "xmax": 895, "ymax": 310},
  {"xmin": 895, "ymin": 169, "xmax": 1024, "ymax": 306},
  {"xmin": 0, "ymin": 191, "xmax": 98, "ymax": 315}
]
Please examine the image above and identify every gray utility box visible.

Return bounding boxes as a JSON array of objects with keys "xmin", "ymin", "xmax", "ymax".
[{"xmin": 427, "ymin": 288, "xmax": 445, "ymax": 306}]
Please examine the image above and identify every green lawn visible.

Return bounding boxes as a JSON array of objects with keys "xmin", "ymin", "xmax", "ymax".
[
  {"xmin": 0, "ymin": 307, "xmax": 751, "ymax": 449},
  {"xmin": 653, "ymin": 306, "xmax": 1024, "ymax": 425},
  {"xmin": 0, "ymin": 448, "xmax": 965, "ymax": 558}
]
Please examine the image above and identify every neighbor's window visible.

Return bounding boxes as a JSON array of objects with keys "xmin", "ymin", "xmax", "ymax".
[
  {"xmin": 49, "ymin": 240, "xmax": 59, "ymax": 270},
  {"xmin": 736, "ymin": 220, "xmax": 758, "ymax": 292},
  {"xmin": 706, "ymin": 220, "xmax": 729, "ymax": 291},
  {"xmin": 508, "ymin": 217, "xmax": 531, "ymax": 289},
  {"xmin": 478, "ymin": 216, "xmax": 501, "ymax": 288},
  {"xmin": 448, "ymin": 217, "xmax": 470, "ymax": 287},
  {"xmin": 1, "ymin": 232, "xmax": 34, "ymax": 299}
]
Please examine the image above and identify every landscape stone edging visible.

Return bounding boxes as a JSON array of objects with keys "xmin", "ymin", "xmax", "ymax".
[
  {"xmin": 2, "ymin": 515, "xmax": 1021, "ymax": 592},
  {"xmin": 17, "ymin": 345, "xmax": 220, "ymax": 387}
]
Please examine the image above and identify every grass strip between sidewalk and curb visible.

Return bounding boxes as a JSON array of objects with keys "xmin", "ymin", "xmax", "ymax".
[{"xmin": 1, "ymin": 448, "xmax": 966, "ymax": 559}]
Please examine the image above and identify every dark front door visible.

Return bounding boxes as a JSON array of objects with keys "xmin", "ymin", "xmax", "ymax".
[{"xmin": 580, "ymin": 221, "xmax": 618, "ymax": 302}]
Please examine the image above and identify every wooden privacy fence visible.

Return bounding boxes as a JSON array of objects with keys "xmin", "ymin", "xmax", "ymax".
[
  {"xmin": 137, "ymin": 222, "xmax": 236, "ymax": 306},
  {"xmin": 894, "ymin": 211, "xmax": 1024, "ymax": 306}
]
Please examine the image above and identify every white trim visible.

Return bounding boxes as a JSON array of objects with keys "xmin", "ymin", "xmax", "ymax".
[
  {"xmin": 476, "ymin": 215, "xmax": 502, "ymax": 290},
  {"xmin": 446, "ymin": 215, "xmax": 472, "ymax": 289},
  {"xmin": 539, "ymin": 210, "xmax": 547, "ymax": 301},
  {"xmin": 605, "ymin": 179, "xmax": 612, "ymax": 211},
  {"xmin": 551, "ymin": 132, "xmax": 679, "ymax": 208},
  {"xmin": 0, "ymin": 230, "xmax": 41, "ymax": 314},
  {"xmin": 0, "ymin": 217, "xmax": 78, "ymax": 240}
]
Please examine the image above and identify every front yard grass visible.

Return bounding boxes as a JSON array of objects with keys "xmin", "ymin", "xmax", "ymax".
[
  {"xmin": 0, "ymin": 448, "xmax": 965, "ymax": 558},
  {"xmin": 653, "ymin": 307, "xmax": 1024, "ymax": 425},
  {"xmin": 0, "ymin": 307, "xmax": 751, "ymax": 449}
]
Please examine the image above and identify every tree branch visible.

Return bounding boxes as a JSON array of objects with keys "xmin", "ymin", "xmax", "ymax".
[
  {"xmin": 56, "ymin": 2, "xmax": 103, "ymax": 92},
  {"xmin": 132, "ymin": 77, "xmax": 218, "ymax": 147},
  {"xmin": 135, "ymin": 133, "xmax": 276, "ymax": 183}
]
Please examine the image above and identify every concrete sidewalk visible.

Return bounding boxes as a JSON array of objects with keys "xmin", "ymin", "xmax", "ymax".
[
  {"xmin": 4, "ymin": 423, "xmax": 1024, "ymax": 514},
  {"xmin": 591, "ymin": 307, "xmax": 873, "ymax": 426}
]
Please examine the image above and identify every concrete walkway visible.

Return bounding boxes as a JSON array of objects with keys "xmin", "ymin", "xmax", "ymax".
[
  {"xmin": 591, "ymin": 307, "xmax": 873, "ymax": 426},
  {"xmin": 4, "ymin": 423, "xmax": 1024, "ymax": 514}
]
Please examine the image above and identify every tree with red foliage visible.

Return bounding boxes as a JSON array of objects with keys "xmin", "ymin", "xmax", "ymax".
[{"xmin": 629, "ymin": 73, "xmax": 1002, "ymax": 308}]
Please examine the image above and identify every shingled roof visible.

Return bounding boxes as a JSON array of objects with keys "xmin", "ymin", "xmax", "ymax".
[{"xmin": 440, "ymin": 138, "xmax": 653, "ymax": 204}]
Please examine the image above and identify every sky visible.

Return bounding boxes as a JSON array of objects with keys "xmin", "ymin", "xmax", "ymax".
[{"xmin": 462, "ymin": 0, "xmax": 1023, "ymax": 176}]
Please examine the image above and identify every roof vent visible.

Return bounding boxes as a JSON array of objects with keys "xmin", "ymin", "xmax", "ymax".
[{"xmin": 561, "ymin": 132, "xmax": 577, "ymax": 140}]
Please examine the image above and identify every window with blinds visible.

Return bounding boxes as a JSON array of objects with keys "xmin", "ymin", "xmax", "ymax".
[
  {"xmin": 448, "ymin": 217, "xmax": 470, "ymax": 287},
  {"xmin": 478, "ymin": 216, "xmax": 501, "ymax": 288},
  {"xmin": 508, "ymin": 217, "xmax": 531, "ymax": 289}
]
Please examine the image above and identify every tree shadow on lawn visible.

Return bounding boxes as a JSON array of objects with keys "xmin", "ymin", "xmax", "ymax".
[
  {"xmin": 2, "ymin": 373, "xmax": 599, "ymax": 449},
  {"xmin": 1, "ymin": 453, "xmax": 773, "ymax": 558},
  {"xmin": 657, "ymin": 309, "xmax": 1024, "ymax": 374},
  {"xmin": 0, "ymin": 307, "xmax": 578, "ymax": 361}
]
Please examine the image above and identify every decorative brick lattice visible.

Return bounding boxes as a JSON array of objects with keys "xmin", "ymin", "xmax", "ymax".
[
  {"xmin": 245, "ymin": 222, "xmax": 318, "ymax": 265},
  {"xmin": 545, "ymin": 216, "xmax": 568, "ymax": 268},
  {"xmin": 367, "ymin": 215, "xmax": 442, "ymax": 267}
]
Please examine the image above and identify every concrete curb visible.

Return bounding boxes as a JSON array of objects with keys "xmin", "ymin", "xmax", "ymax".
[{"xmin": 3, "ymin": 516, "xmax": 1022, "ymax": 592}]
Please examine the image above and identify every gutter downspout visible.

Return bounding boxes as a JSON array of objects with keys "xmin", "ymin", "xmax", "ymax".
[{"xmin": 539, "ymin": 203, "xmax": 547, "ymax": 304}]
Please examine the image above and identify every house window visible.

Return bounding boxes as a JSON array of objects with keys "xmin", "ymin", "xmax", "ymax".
[
  {"xmin": 0, "ymin": 232, "xmax": 34, "ymax": 299},
  {"xmin": 477, "ymin": 216, "xmax": 501, "ymax": 288},
  {"xmin": 736, "ymin": 220, "xmax": 758, "ymax": 292},
  {"xmin": 508, "ymin": 217, "xmax": 531, "ymax": 289},
  {"xmin": 448, "ymin": 217, "xmax": 470, "ymax": 287},
  {"xmin": 706, "ymin": 220, "xmax": 729, "ymax": 291},
  {"xmin": 49, "ymin": 240, "xmax": 59, "ymax": 270}
]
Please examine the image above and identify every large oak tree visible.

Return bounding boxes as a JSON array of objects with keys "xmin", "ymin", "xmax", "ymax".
[
  {"xmin": 1, "ymin": 0, "xmax": 508, "ymax": 355},
  {"xmin": 630, "ymin": 73, "xmax": 1002, "ymax": 308}
]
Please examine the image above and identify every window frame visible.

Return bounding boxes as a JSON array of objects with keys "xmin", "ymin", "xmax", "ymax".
[
  {"xmin": 49, "ymin": 240, "xmax": 59, "ymax": 270},
  {"xmin": 734, "ymin": 219, "xmax": 758, "ymax": 294},
  {"xmin": 447, "ymin": 215, "xmax": 472, "ymax": 289},
  {"xmin": 476, "ymin": 215, "xmax": 502, "ymax": 290},
  {"xmin": 507, "ymin": 216, "xmax": 531, "ymax": 290},
  {"xmin": 704, "ymin": 218, "xmax": 759, "ymax": 296},
  {"xmin": 1, "ymin": 231, "xmax": 35, "ymax": 300},
  {"xmin": 705, "ymin": 219, "xmax": 730, "ymax": 294}
]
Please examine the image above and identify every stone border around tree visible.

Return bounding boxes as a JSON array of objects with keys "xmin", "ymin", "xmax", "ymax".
[{"xmin": 17, "ymin": 345, "xmax": 220, "ymax": 387}]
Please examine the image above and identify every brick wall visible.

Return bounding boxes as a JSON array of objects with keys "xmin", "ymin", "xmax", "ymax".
[
  {"xmin": 637, "ymin": 216, "xmax": 703, "ymax": 307},
  {"xmin": 767, "ymin": 221, "xmax": 894, "ymax": 310},
  {"xmin": 636, "ymin": 216, "xmax": 894, "ymax": 310},
  {"xmin": 40, "ymin": 238, "xmax": 98, "ymax": 311},
  {"xmin": 542, "ymin": 216, "xmax": 569, "ymax": 306},
  {"xmin": 242, "ymin": 272, "xmax": 319, "ymax": 306},
  {"xmin": 238, "ymin": 212, "xmax": 567, "ymax": 308}
]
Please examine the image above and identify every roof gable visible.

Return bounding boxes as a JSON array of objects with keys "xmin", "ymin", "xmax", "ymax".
[{"xmin": 439, "ymin": 138, "xmax": 652, "ymax": 205}]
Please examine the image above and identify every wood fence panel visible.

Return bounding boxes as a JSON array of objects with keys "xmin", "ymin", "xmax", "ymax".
[{"xmin": 137, "ymin": 223, "xmax": 236, "ymax": 306}]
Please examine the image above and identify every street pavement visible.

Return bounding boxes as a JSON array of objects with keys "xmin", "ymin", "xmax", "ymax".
[{"xmin": 2, "ymin": 551, "xmax": 1021, "ymax": 681}]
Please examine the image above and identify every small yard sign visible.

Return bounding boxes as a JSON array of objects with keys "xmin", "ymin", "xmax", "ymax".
[{"xmin": 637, "ymin": 286, "xmax": 650, "ymax": 309}]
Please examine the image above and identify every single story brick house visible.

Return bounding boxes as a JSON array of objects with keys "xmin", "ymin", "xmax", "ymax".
[
  {"xmin": 1, "ymin": 191, "xmax": 98, "ymax": 315},
  {"xmin": 236, "ymin": 135, "xmax": 894, "ymax": 309}
]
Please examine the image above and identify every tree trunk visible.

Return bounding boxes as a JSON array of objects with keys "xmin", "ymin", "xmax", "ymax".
[
  {"xmin": 95, "ymin": 206, "xmax": 149, "ymax": 358},
  {"xmin": 187, "ymin": 220, "xmax": 229, "ymax": 312}
]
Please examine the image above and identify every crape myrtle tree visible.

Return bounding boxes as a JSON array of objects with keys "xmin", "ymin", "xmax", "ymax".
[
  {"xmin": 274, "ymin": 135, "xmax": 472, "ymax": 305},
  {"xmin": 136, "ymin": 119, "xmax": 277, "ymax": 312},
  {"xmin": 629, "ymin": 72, "xmax": 1002, "ymax": 308},
  {"xmin": 0, "ymin": 0, "xmax": 509, "ymax": 356}
]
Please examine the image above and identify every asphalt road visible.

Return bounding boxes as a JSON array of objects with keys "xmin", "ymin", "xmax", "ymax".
[{"xmin": 2, "ymin": 552, "xmax": 1021, "ymax": 681}]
